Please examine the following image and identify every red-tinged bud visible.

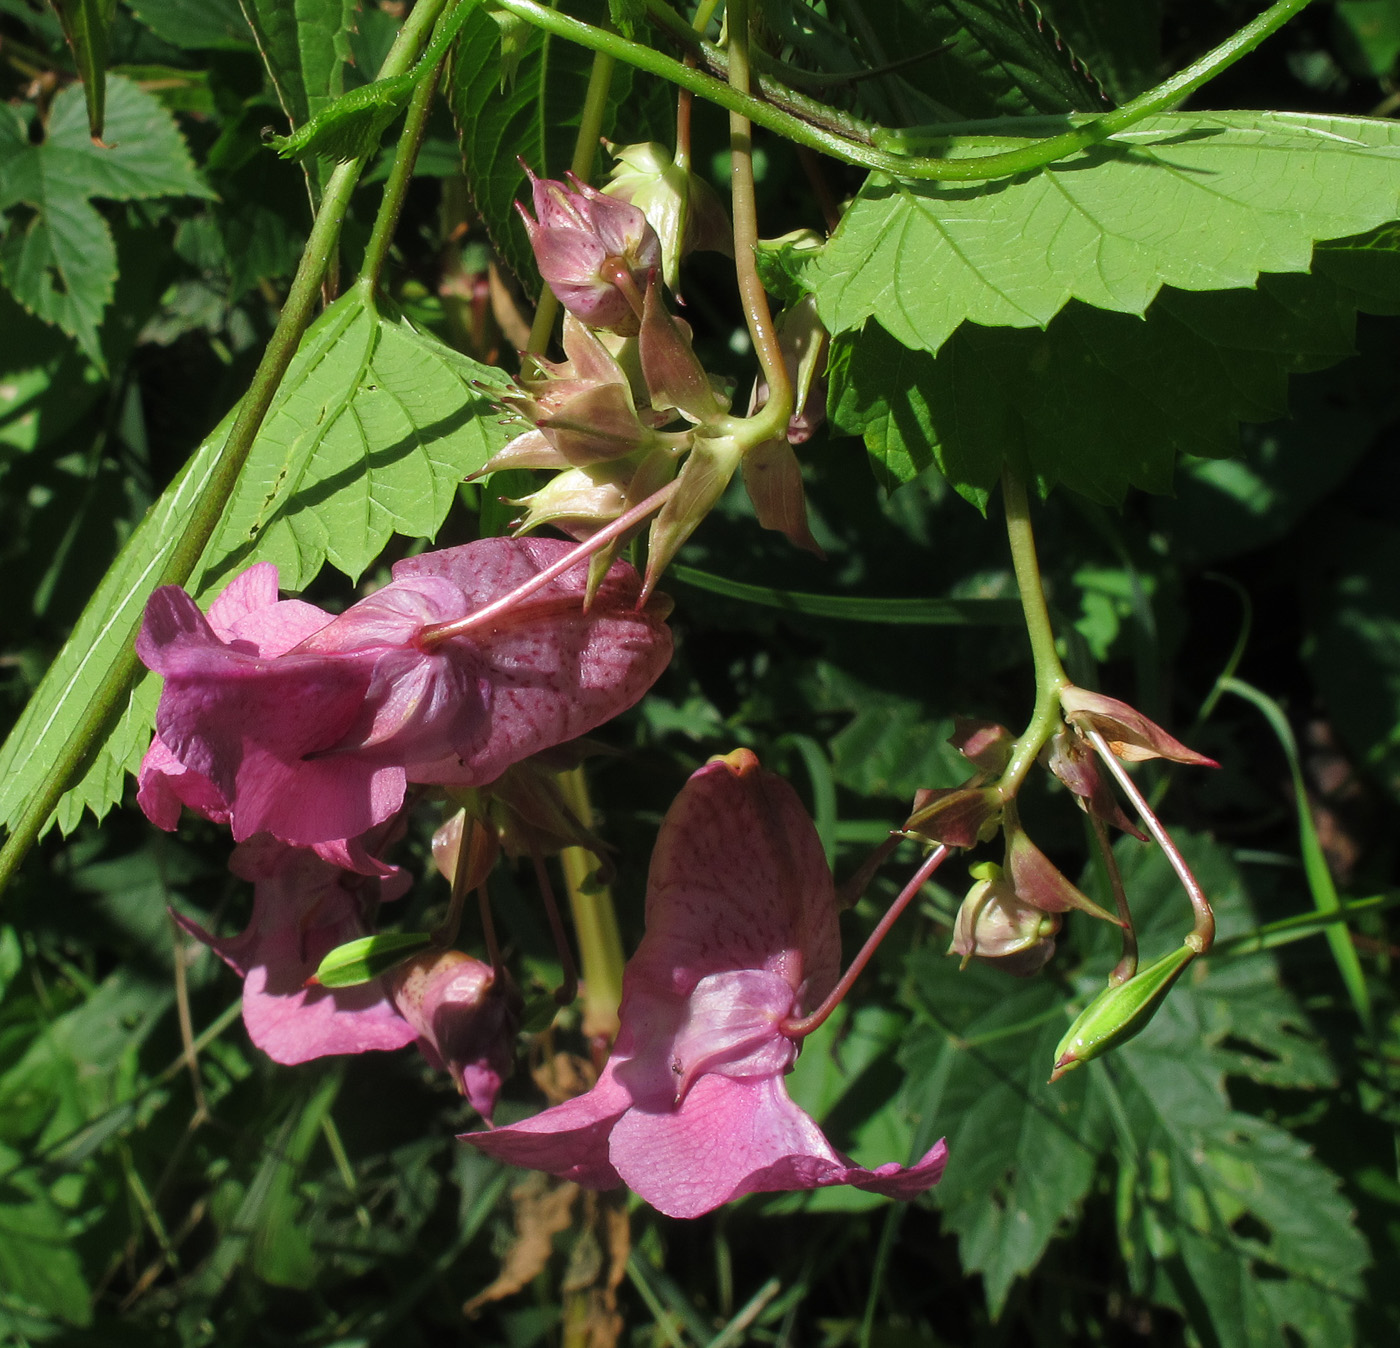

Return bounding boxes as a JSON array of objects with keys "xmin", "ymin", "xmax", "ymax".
[
  {"xmin": 508, "ymin": 463, "xmax": 634, "ymax": 540},
  {"xmin": 904, "ymin": 784, "xmax": 1003, "ymax": 848},
  {"xmin": 517, "ymin": 166, "xmax": 661, "ymax": 333},
  {"xmin": 949, "ymin": 865, "xmax": 1060, "ymax": 976},
  {"xmin": 950, "ymin": 718, "xmax": 1015, "ymax": 775},
  {"xmin": 498, "ymin": 313, "xmax": 663, "ymax": 466},
  {"xmin": 1044, "ymin": 727, "xmax": 1146, "ymax": 839},
  {"xmin": 603, "ymin": 140, "xmax": 732, "ymax": 291},
  {"xmin": 1059, "ymin": 686, "xmax": 1218, "ymax": 767},
  {"xmin": 390, "ymin": 950, "xmax": 522, "ymax": 1119},
  {"xmin": 741, "ymin": 437, "xmax": 823, "ymax": 556},
  {"xmin": 1004, "ymin": 818, "xmax": 1122, "ymax": 924},
  {"xmin": 431, "ymin": 810, "xmax": 501, "ymax": 892}
]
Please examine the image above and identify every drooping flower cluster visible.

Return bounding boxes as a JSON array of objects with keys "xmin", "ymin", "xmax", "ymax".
[
  {"xmin": 495, "ymin": 161, "xmax": 829, "ymax": 596},
  {"xmin": 467, "ymin": 750, "xmax": 948, "ymax": 1218}
]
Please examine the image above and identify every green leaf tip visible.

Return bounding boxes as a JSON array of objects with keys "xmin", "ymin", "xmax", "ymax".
[
  {"xmin": 311, "ymin": 931, "xmax": 436, "ymax": 989},
  {"xmin": 1050, "ymin": 943, "xmax": 1197, "ymax": 1081}
]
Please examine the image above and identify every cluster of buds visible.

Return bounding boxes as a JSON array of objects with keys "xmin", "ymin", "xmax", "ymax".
[
  {"xmin": 905, "ymin": 690, "xmax": 1216, "ymax": 992},
  {"xmin": 493, "ymin": 155, "xmax": 829, "ymax": 598}
]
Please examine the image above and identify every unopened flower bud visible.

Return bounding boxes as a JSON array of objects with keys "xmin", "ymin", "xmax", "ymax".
[
  {"xmin": 431, "ymin": 810, "xmax": 500, "ymax": 892},
  {"xmin": 390, "ymin": 950, "xmax": 522, "ymax": 1119},
  {"xmin": 949, "ymin": 865, "xmax": 1060, "ymax": 976},
  {"xmin": 1050, "ymin": 943, "xmax": 1197, "ymax": 1081},
  {"xmin": 517, "ymin": 166, "xmax": 661, "ymax": 333},
  {"xmin": 603, "ymin": 140, "xmax": 731, "ymax": 290},
  {"xmin": 904, "ymin": 784, "xmax": 1003, "ymax": 848},
  {"xmin": 1059, "ymin": 686, "xmax": 1218, "ymax": 767}
]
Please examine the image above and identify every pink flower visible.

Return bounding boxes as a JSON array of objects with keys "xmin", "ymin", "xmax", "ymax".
[
  {"xmin": 180, "ymin": 838, "xmax": 521, "ymax": 1118},
  {"xmin": 465, "ymin": 750, "xmax": 948, "ymax": 1218},
  {"xmin": 137, "ymin": 539, "xmax": 673, "ymax": 853},
  {"xmin": 175, "ymin": 836, "xmax": 420, "ymax": 1066}
]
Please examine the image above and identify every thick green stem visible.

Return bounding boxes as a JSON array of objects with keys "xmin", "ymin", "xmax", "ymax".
[
  {"xmin": 557, "ymin": 767, "xmax": 625, "ymax": 1044},
  {"xmin": 526, "ymin": 48, "xmax": 619, "ymax": 354},
  {"xmin": 495, "ymin": 0, "xmax": 1315, "ymax": 183},
  {"xmin": 360, "ymin": 6, "xmax": 459, "ymax": 298},
  {"xmin": 727, "ymin": 0, "xmax": 792, "ymax": 439},
  {"xmin": 996, "ymin": 468, "xmax": 1069, "ymax": 798},
  {"xmin": 0, "ymin": 0, "xmax": 450, "ymax": 899}
]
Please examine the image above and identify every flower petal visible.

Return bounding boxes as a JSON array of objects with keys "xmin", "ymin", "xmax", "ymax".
[{"xmin": 463, "ymin": 1061, "xmax": 633, "ymax": 1190}]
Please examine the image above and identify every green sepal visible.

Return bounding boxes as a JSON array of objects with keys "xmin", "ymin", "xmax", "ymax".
[
  {"xmin": 1050, "ymin": 942, "xmax": 1197, "ymax": 1080},
  {"xmin": 311, "ymin": 932, "xmax": 436, "ymax": 988},
  {"xmin": 519, "ymin": 991, "xmax": 563, "ymax": 1034}
]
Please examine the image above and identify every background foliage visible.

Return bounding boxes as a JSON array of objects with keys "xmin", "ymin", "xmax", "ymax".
[{"xmin": 1, "ymin": 0, "xmax": 1398, "ymax": 1344}]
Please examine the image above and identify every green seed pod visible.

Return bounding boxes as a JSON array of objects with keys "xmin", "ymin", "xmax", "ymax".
[{"xmin": 1050, "ymin": 943, "xmax": 1197, "ymax": 1081}]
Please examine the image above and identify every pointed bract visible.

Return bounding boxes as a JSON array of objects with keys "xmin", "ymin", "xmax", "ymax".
[{"xmin": 1060, "ymin": 686, "xmax": 1218, "ymax": 767}]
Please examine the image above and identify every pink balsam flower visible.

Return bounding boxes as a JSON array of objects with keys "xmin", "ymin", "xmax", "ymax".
[
  {"xmin": 137, "ymin": 539, "xmax": 672, "ymax": 854},
  {"xmin": 180, "ymin": 838, "xmax": 520, "ymax": 1117},
  {"xmin": 466, "ymin": 749, "xmax": 948, "ymax": 1218},
  {"xmin": 175, "ymin": 836, "xmax": 420, "ymax": 1066}
]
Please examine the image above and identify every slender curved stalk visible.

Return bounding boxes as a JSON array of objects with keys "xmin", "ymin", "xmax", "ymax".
[
  {"xmin": 360, "ymin": 6, "xmax": 459, "ymax": 297},
  {"xmin": 0, "ymin": 0, "xmax": 453, "ymax": 900},
  {"xmin": 727, "ymin": 0, "xmax": 792, "ymax": 438},
  {"xmin": 784, "ymin": 845, "xmax": 950, "ymax": 1039},
  {"xmin": 1085, "ymin": 729, "xmax": 1215, "ymax": 953},
  {"xmin": 419, "ymin": 478, "xmax": 678, "ymax": 646},
  {"xmin": 493, "ymin": 0, "xmax": 1316, "ymax": 183}
]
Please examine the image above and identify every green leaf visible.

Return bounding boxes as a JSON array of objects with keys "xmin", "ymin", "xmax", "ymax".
[
  {"xmin": 447, "ymin": 0, "xmax": 633, "ymax": 292},
  {"xmin": 809, "ymin": 112, "xmax": 1400, "ymax": 356},
  {"xmin": 0, "ymin": 290, "xmax": 513, "ymax": 836},
  {"xmin": 0, "ymin": 75, "xmax": 212, "ymax": 365},
  {"xmin": 126, "ymin": 0, "xmax": 255, "ymax": 51},
  {"xmin": 51, "ymin": 0, "xmax": 116, "ymax": 140},
  {"xmin": 795, "ymin": 663, "xmax": 967, "ymax": 800},
  {"xmin": 871, "ymin": 0, "xmax": 1109, "ymax": 122},
  {"xmin": 239, "ymin": 0, "xmax": 356, "ymax": 129},
  {"xmin": 270, "ymin": 0, "xmax": 474, "ymax": 163},
  {"xmin": 1037, "ymin": 0, "xmax": 1163, "ymax": 102},
  {"xmin": 0, "ymin": 1181, "xmax": 92, "ymax": 1325},
  {"xmin": 314, "ymin": 932, "xmax": 435, "ymax": 988},
  {"xmin": 901, "ymin": 962, "xmax": 1102, "ymax": 1314},
  {"xmin": 829, "ymin": 256, "xmax": 1392, "ymax": 506}
]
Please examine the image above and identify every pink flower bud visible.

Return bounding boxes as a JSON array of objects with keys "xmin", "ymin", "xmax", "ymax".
[
  {"xmin": 517, "ymin": 166, "xmax": 661, "ymax": 333},
  {"xmin": 390, "ymin": 950, "xmax": 521, "ymax": 1120}
]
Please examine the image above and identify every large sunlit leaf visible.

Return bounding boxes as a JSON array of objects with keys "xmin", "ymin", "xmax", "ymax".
[
  {"xmin": 809, "ymin": 112, "xmax": 1400, "ymax": 356},
  {"xmin": 0, "ymin": 290, "xmax": 512, "ymax": 835},
  {"xmin": 829, "ymin": 236, "xmax": 1400, "ymax": 506}
]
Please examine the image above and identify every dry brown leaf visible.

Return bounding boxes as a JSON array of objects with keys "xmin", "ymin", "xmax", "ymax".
[{"xmin": 463, "ymin": 1174, "xmax": 580, "ymax": 1316}]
